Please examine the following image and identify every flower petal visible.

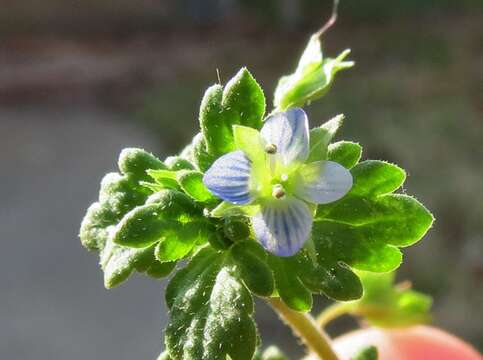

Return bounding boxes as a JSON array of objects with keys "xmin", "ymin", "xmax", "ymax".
[
  {"xmin": 252, "ymin": 197, "xmax": 312, "ymax": 256},
  {"xmin": 202, "ymin": 150, "xmax": 252, "ymax": 205},
  {"xmin": 294, "ymin": 160, "xmax": 353, "ymax": 204},
  {"xmin": 261, "ymin": 107, "xmax": 309, "ymax": 165}
]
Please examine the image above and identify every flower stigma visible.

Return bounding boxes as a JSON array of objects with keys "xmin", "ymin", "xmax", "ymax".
[{"xmin": 272, "ymin": 184, "xmax": 286, "ymax": 199}]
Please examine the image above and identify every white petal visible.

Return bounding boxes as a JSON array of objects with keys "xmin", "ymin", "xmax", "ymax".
[
  {"xmin": 203, "ymin": 150, "xmax": 252, "ymax": 205},
  {"xmin": 252, "ymin": 197, "xmax": 312, "ymax": 256},
  {"xmin": 294, "ymin": 161, "xmax": 353, "ymax": 204},
  {"xmin": 261, "ymin": 108, "xmax": 309, "ymax": 165}
]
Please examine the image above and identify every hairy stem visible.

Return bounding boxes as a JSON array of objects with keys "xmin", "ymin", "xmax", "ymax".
[
  {"xmin": 267, "ymin": 297, "xmax": 341, "ymax": 360},
  {"xmin": 316, "ymin": 303, "xmax": 352, "ymax": 328}
]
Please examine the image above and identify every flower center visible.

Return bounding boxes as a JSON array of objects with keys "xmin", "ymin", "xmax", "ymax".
[{"xmin": 272, "ymin": 184, "xmax": 286, "ymax": 199}]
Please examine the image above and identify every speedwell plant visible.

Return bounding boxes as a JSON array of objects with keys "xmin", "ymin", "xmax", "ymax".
[{"xmin": 79, "ymin": 24, "xmax": 434, "ymax": 360}]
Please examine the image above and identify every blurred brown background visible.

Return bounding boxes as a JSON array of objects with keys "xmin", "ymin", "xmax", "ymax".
[{"xmin": 1, "ymin": 1, "xmax": 482, "ymax": 359}]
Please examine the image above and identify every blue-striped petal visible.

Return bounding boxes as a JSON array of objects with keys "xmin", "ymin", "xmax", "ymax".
[
  {"xmin": 294, "ymin": 160, "xmax": 352, "ymax": 204},
  {"xmin": 261, "ymin": 107, "xmax": 309, "ymax": 165},
  {"xmin": 202, "ymin": 150, "xmax": 252, "ymax": 205},
  {"xmin": 252, "ymin": 197, "xmax": 312, "ymax": 256}
]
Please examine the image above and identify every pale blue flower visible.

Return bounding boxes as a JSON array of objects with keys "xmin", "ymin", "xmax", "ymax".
[{"xmin": 203, "ymin": 108, "xmax": 352, "ymax": 256}]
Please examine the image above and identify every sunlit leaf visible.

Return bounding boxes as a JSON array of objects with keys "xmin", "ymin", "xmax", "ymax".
[
  {"xmin": 327, "ymin": 141, "xmax": 362, "ymax": 169},
  {"xmin": 308, "ymin": 114, "xmax": 344, "ymax": 162},
  {"xmin": 165, "ymin": 246, "xmax": 259, "ymax": 360},
  {"xmin": 80, "ymin": 149, "xmax": 181, "ymax": 287},
  {"xmin": 200, "ymin": 68, "xmax": 265, "ymax": 157}
]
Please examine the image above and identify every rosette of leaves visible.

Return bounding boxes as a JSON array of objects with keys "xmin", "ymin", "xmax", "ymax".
[{"xmin": 79, "ymin": 34, "xmax": 433, "ymax": 360}]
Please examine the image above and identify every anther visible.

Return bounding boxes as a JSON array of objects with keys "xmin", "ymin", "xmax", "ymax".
[
  {"xmin": 265, "ymin": 143, "xmax": 277, "ymax": 154},
  {"xmin": 272, "ymin": 184, "xmax": 286, "ymax": 199}
]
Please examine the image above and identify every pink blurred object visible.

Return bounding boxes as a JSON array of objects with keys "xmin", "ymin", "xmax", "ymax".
[{"xmin": 332, "ymin": 326, "xmax": 482, "ymax": 360}]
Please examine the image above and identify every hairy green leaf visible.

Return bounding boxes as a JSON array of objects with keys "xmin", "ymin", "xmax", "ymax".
[
  {"xmin": 327, "ymin": 141, "xmax": 362, "ymax": 169},
  {"xmin": 211, "ymin": 201, "xmax": 261, "ymax": 218},
  {"xmin": 79, "ymin": 148, "xmax": 179, "ymax": 287},
  {"xmin": 266, "ymin": 160, "xmax": 432, "ymax": 306},
  {"xmin": 176, "ymin": 170, "xmax": 216, "ymax": 202},
  {"xmin": 118, "ymin": 147, "xmax": 166, "ymax": 181},
  {"xmin": 269, "ymin": 248, "xmax": 362, "ymax": 310},
  {"xmin": 349, "ymin": 160, "xmax": 406, "ymax": 197},
  {"xmin": 146, "ymin": 261, "xmax": 176, "ymax": 279},
  {"xmin": 100, "ymin": 237, "xmax": 156, "ymax": 288},
  {"xmin": 165, "ymin": 247, "xmax": 258, "ymax": 360},
  {"xmin": 113, "ymin": 190, "xmax": 203, "ymax": 248},
  {"xmin": 313, "ymin": 160, "xmax": 434, "ymax": 274},
  {"xmin": 308, "ymin": 114, "xmax": 344, "ymax": 162},
  {"xmin": 231, "ymin": 241, "xmax": 274, "ymax": 297},
  {"xmin": 144, "ymin": 169, "xmax": 179, "ymax": 191},
  {"xmin": 164, "ymin": 155, "xmax": 196, "ymax": 171},
  {"xmin": 233, "ymin": 125, "xmax": 265, "ymax": 163},
  {"xmin": 200, "ymin": 68, "xmax": 265, "ymax": 157},
  {"xmin": 189, "ymin": 132, "xmax": 218, "ymax": 172},
  {"xmin": 112, "ymin": 190, "xmax": 212, "ymax": 263},
  {"xmin": 223, "ymin": 217, "xmax": 251, "ymax": 242},
  {"xmin": 80, "ymin": 173, "xmax": 154, "ymax": 286},
  {"xmin": 274, "ymin": 35, "xmax": 353, "ymax": 110},
  {"xmin": 268, "ymin": 253, "xmax": 313, "ymax": 312}
]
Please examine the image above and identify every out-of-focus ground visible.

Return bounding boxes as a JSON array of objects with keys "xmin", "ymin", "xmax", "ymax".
[{"xmin": 1, "ymin": 1, "xmax": 482, "ymax": 359}]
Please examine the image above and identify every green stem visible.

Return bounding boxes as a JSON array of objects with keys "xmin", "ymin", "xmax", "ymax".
[
  {"xmin": 267, "ymin": 297, "xmax": 341, "ymax": 360},
  {"xmin": 316, "ymin": 303, "xmax": 352, "ymax": 328}
]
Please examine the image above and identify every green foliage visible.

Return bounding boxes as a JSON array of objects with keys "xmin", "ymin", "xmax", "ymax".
[
  {"xmin": 211, "ymin": 201, "xmax": 261, "ymax": 218},
  {"xmin": 223, "ymin": 217, "xmax": 251, "ymax": 242},
  {"xmin": 265, "ymin": 156, "xmax": 433, "ymax": 310},
  {"xmin": 181, "ymin": 133, "xmax": 216, "ymax": 172},
  {"xmin": 349, "ymin": 271, "xmax": 432, "ymax": 327},
  {"xmin": 144, "ymin": 168, "xmax": 216, "ymax": 203},
  {"xmin": 80, "ymin": 54, "xmax": 435, "ymax": 358},
  {"xmin": 233, "ymin": 125, "xmax": 265, "ymax": 165},
  {"xmin": 165, "ymin": 246, "xmax": 260, "ymax": 360},
  {"xmin": 274, "ymin": 35, "xmax": 353, "ymax": 111},
  {"xmin": 200, "ymin": 68, "xmax": 265, "ymax": 158},
  {"xmin": 308, "ymin": 114, "xmax": 344, "ymax": 162},
  {"xmin": 177, "ymin": 170, "xmax": 216, "ymax": 202},
  {"xmin": 145, "ymin": 169, "xmax": 180, "ymax": 190},
  {"xmin": 352, "ymin": 346, "xmax": 378, "ymax": 360},
  {"xmin": 79, "ymin": 148, "xmax": 177, "ymax": 288},
  {"xmin": 327, "ymin": 141, "xmax": 362, "ymax": 169},
  {"xmin": 231, "ymin": 241, "xmax": 274, "ymax": 297},
  {"xmin": 269, "ymin": 247, "xmax": 363, "ymax": 311},
  {"xmin": 313, "ymin": 160, "xmax": 434, "ymax": 273},
  {"xmin": 113, "ymin": 190, "xmax": 202, "ymax": 248},
  {"xmin": 164, "ymin": 155, "xmax": 196, "ymax": 171},
  {"xmin": 118, "ymin": 147, "xmax": 167, "ymax": 178},
  {"xmin": 268, "ymin": 252, "xmax": 314, "ymax": 311},
  {"xmin": 113, "ymin": 190, "xmax": 213, "ymax": 263}
]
